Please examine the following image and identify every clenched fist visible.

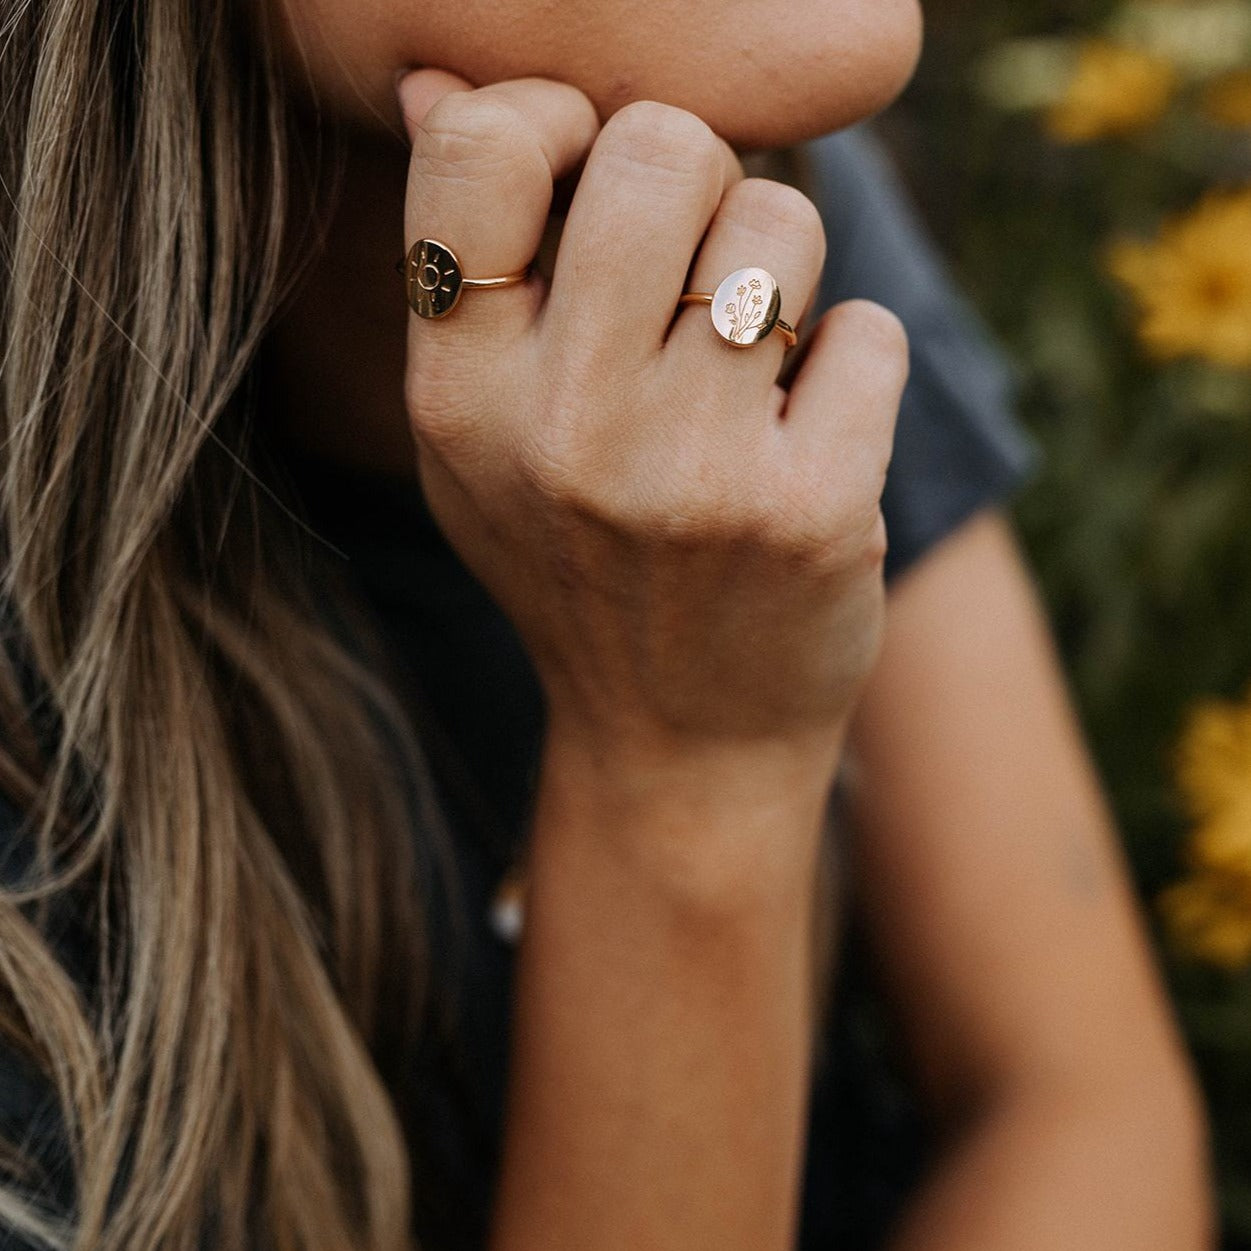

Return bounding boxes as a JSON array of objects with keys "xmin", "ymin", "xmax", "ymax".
[{"xmin": 395, "ymin": 68, "xmax": 908, "ymax": 775}]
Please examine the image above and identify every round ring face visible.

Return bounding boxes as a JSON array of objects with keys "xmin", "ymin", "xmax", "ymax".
[
  {"xmin": 406, "ymin": 238, "xmax": 464, "ymax": 319},
  {"xmin": 710, "ymin": 267, "xmax": 783, "ymax": 346}
]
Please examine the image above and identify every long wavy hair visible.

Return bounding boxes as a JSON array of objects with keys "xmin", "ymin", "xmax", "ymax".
[
  {"xmin": 0, "ymin": 0, "xmax": 463, "ymax": 1245},
  {"xmin": 0, "ymin": 1, "xmax": 839, "ymax": 1247}
]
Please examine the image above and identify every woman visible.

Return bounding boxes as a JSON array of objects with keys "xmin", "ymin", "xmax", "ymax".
[{"xmin": 0, "ymin": 0, "xmax": 1214, "ymax": 1248}]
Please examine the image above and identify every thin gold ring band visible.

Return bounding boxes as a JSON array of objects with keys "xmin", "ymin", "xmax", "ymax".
[
  {"xmin": 393, "ymin": 260, "xmax": 530, "ymax": 290},
  {"xmin": 401, "ymin": 241, "xmax": 798, "ymax": 353},
  {"xmin": 392, "ymin": 259, "xmax": 529, "ymax": 287},
  {"xmin": 459, "ymin": 272, "xmax": 530, "ymax": 288},
  {"xmin": 677, "ymin": 292, "xmax": 798, "ymax": 350}
]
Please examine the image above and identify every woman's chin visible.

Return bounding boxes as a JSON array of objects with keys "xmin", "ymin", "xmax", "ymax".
[
  {"xmin": 719, "ymin": 78, "xmax": 910, "ymax": 155},
  {"xmin": 595, "ymin": 3, "xmax": 924, "ymax": 152},
  {"xmin": 297, "ymin": 0, "xmax": 923, "ymax": 150}
]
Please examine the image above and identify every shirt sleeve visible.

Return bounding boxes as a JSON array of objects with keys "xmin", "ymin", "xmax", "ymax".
[{"xmin": 802, "ymin": 124, "xmax": 1040, "ymax": 584}]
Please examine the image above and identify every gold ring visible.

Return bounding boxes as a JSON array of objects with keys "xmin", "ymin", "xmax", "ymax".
[
  {"xmin": 397, "ymin": 237, "xmax": 531, "ymax": 319},
  {"xmin": 678, "ymin": 267, "xmax": 798, "ymax": 350}
]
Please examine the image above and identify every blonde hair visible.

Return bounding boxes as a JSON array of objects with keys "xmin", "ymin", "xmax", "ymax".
[
  {"xmin": 0, "ymin": 1, "xmax": 464, "ymax": 1246},
  {"xmin": 0, "ymin": 1, "xmax": 838, "ymax": 1245}
]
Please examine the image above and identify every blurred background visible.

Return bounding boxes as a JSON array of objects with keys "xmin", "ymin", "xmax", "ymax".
[{"xmin": 877, "ymin": 0, "xmax": 1251, "ymax": 1243}]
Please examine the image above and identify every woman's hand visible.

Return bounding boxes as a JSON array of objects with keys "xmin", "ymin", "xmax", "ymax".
[
  {"xmin": 395, "ymin": 68, "xmax": 908, "ymax": 776},
  {"xmin": 391, "ymin": 73, "xmax": 900, "ymax": 1248}
]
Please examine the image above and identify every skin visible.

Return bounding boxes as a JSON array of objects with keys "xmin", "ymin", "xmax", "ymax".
[
  {"xmin": 260, "ymin": 2, "xmax": 1217, "ymax": 1247},
  {"xmin": 267, "ymin": 0, "xmax": 923, "ymax": 150},
  {"xmin": 397, "ymin": 74, "xmax": 899, "ymax": 1250},
  {"xmin": 847, "ymin": 512, "xmax": 1215, "ymax": 1249}
]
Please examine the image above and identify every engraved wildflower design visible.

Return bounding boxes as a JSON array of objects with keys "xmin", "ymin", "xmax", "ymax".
[{"xmin": 725, "ymin": 275, "xmax": 769, "ymax": 342}]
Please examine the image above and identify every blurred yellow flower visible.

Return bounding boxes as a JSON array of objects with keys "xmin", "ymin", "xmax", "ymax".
[
  {"xmin": 1202, "ymin": 68, "xmax": 1251, "ymax": 127},
  {"xmin": 1190, "ymin": 802, "xmax": 1251, "ymax": 876},
  {"xmin": 1158, "ymin": 870, "xmax": 1251, "ymax": 971},
  {"xmin": 1177, "ymin": 695, "xmax": 1251, "ymax": 873},
  {"xmin": 1045, "ymin": 39, "xmax": 1177, "ymax": 141},
  {"xmin": 1107, "ymin": 187, "xmax": 1251, "ymax": 368},
  {"xmin": 1176, "ymin": 693, "xmax": 1251, "ymax": 826},
  {"xmin": 1159, "ymin": 689, "xmax": 1251, "ymax": 969}
]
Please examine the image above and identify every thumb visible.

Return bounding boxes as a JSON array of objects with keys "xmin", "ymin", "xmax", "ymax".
[{"xmin": 394, "ymin": 66, "xmax": 477, "ymax": 143}]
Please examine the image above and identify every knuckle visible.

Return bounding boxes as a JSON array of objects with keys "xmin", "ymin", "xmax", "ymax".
[
  {"xmin": 838, "ymin": 498, "xmax": 890, "ymax": 567},
  {"xmin": 831, "ymin": 451, "xmax": 892, "ymax": 533},
  {"xmin": 860, "ymin": 509, "xmax": 890, "ymax": 573},
  {"xmin": 775, "ymin": 471, "xmax": 830, "ymax": 540},
  {"xmin": 732, "ymin": 467, "xmax": 791, "ymax": 541},
  {"xmin": 666, "ymin": 462, "xmax": 785, "ymax": 551},
  {"xmin": 775, "ymin": 488, "xmax": 845, "ymax": 570},
  {"xmin": 415, "ymin": 92, "xmax": 541, "ymax": 178},
  {"xmin": 823, "ymin": 511, "xmax": 889, "ymax": 580},
  {"xmin": 597, "ymin": 100, "xmax": 724, "ymax": 181},
  {"xmin": 775, "ymin": 466, "xmax": 888, "ymax": 574},
  {"xmin": 515, "ymin": 401, "xmax": 609, "ymax": 511},
  {"xmin": 727, "ymin": 178, "xmax": 826, "ymax": 244},
  {"xmin": 518, "ymin": 431, "xmax": 705, "ymax": 543}
]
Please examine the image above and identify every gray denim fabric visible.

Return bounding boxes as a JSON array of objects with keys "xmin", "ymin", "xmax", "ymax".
[{"xmin": 807, "ymin": 124, "xmax": 1039, "ymax": 583}]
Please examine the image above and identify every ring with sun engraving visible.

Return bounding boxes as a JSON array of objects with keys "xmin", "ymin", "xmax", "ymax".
[{"xmin": 397, "ymin": 237, "xmax": 531, "ymax": 319}]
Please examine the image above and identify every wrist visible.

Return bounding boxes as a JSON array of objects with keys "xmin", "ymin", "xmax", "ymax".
[{"xmin": 532, "ymin": 717, "xmax": 846, "ymax": 917}]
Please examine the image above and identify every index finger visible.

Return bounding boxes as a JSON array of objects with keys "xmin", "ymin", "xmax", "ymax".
[{"xmin": 397, "ymin": 70, "xmax": 602, "ymax": 345}]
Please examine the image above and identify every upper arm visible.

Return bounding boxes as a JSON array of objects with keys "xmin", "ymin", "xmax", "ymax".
[{"xmin": 844, "ymin": 509, "xmax": 1201, "ymax": 1128}]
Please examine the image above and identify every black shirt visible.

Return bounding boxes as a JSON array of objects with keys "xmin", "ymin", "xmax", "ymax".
[{"xmin": 0, "ymin": 125, "xmax": 1036, "ymax": 1249}]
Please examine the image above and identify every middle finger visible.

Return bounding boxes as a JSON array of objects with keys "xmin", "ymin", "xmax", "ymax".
[{"xmin": 539, "ymin": 100, "xmax": 745, "ymax": 364}]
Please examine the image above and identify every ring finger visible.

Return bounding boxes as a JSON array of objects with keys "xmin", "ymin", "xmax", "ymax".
[{"xmin": 663, "ymin": 177, "xmax": 828, "ymax": 394}]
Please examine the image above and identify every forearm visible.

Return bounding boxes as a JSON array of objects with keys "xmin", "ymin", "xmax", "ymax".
[
  {"xmin": 886, "ymin": 1080, "xmax": 1216, "ymax": 1251},
  {"xmin": 488, "ymin": 728, "xmax": 840, "ymax": 1251}
]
